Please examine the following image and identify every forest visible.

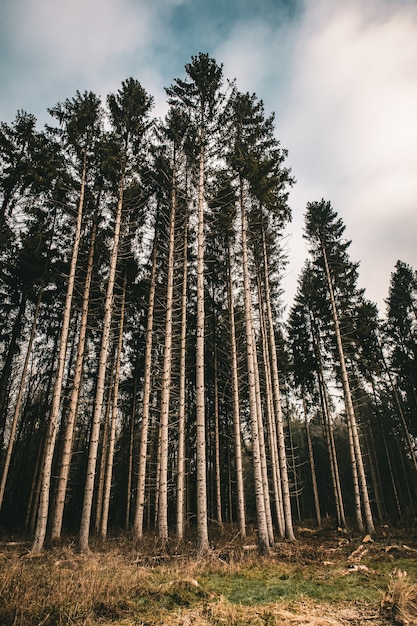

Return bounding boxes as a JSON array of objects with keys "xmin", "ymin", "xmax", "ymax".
[{"xmin": 0, "ymin": 53, "xmax": 416, "ymax": 557}]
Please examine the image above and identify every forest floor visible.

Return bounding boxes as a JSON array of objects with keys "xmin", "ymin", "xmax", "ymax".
[{"xmin": 1, "ymin": 524, "xmax": 417, "ymax": 625}]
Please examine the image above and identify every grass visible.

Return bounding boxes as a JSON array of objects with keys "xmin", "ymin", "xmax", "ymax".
[{"xmin": 0, "ymin": 529, "xmax": 416, "ymax": 625}]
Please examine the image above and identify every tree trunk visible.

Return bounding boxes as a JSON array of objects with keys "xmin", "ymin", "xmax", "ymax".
[
  {"xmin": 0, "ymin": 290, "xmax": 43, "ymax": 510},
  {"xmin": 302, "ymin": 395, "xmax": 321, "ymax": 526},
  {"xmin": 158, "ymin": 170, "xmax": 177, "ymax": 542},
  {"xmin": 100, "ymin": 273, "xmax": 127, "ymax": 537},
  {"xmin": 260, "ymin": 223, "xmax": 295, "ymax": 541},
  {"xmin": 50, "ymin": 220, "xmax": 97, "ymax": 540},
  {"xmin": 240, "ymin": 181, "xmax": 270, "ymax": 555},
  {"xmin": 226, "ymin": 243, "xmax": 246, "ymax": 537},
  {"xmin": 133, "ymin": 233, "xmax": 158, "ymax": 539},
  {"xmin": 78, "ymin": 172, "xmax": 124, "ymax": 554},
  {"xmin": 31, "ymin": 150, "xmax": 87, "ymax": 554},
  {"xmin": 195, "ymin": 138, "xmax": 209, "ymax": 551},
  {"xmin": 176, "ymin": 211, "xmax": 188, "ymax": 541},
  {"xmin": 321, "ymin": 242, "xmax": 375, "ymax": 535}
]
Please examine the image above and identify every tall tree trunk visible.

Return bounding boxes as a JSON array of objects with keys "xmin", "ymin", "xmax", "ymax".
[
  {"xmin": 0, "ymin": 290, "xmax": 43, "ymax": 509},
  {"xmin": 50, "ymin": 220, "xmax": 97, "ymax": 540},
  {"xmin": 260, "ymin": 223, "xmax": 295, "ymax": 541},
  {"xmin": 133, "ymin": 233, "xmax": 158, "ymax": 539},
  {"xmin": 321, "ymin": 242, "xmax": 375, "ymax": 535},
  {"xmin": 158, "ymin": 171, "xmax": 177, "ymax": 542},
  {"xmin": 302, "ymin": 395, "xmax": 321, "ymax": 526},
  {"xmin": 100, "ymin": 273, "xmax": 127, "ymax": 537},
  {"xmin": 312, "ymin": 316, "xmax": 346, "ymax": 528},
  {"xmin": 176, "ymin": 212, "xmax": 188, "ymax": 541},
  {"xmin": 195, "ymin": 138, "xmax": 209, "ymax": 551},
  {"xmin": 31, "ymin": 150, "xmax": 87, "ymax": 553},
  {"xmin": 240, "ymin": 182, "xmax": 270, "ymax": 555},
  {"xmin": 226, "ymin": 244, "xmax": 246, "ymax": 537},
  {"xmin": 213, "ymin": 343, "xmax": 223, "ymax": 528},
  {"xmin": 0, "ymin": 294, "xmax": 27, "ymax": 439},
  {"xmin": 78, "ymin": 172, "xmax": 124, "ymax": 553}
]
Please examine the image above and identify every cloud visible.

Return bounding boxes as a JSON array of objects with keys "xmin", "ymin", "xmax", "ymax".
[
  {"xmin": 277, "ymin": 0, "xmax": 417, "ymax": 312},
  {"xmin": 1, "ymin": 0, "xmax": 184, "ymax": 122}
]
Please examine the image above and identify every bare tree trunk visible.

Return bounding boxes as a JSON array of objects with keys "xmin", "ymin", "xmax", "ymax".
[
  {"xmin": 213, "ymin": 343, "xmax": 223, "ymax": 528},
  {"xmin": 176, "ymin": 213, "xmax": 188, "ymax": 541},
  {"xmin": 94, "ymin": 360, "xmax": 114, "ymax": 533},
  {"xmin": 252, "ymin": 325, "xmax": 275, "ymax": 545},
  {"xmin": 133, "ymin": 233, "xmax": 158, "ymax": 539},
  {"xmin": 100, "ymin": 273, "xmax": 127, "ymax": 537},
  {"xmin": 0, "ymin": 289, "xmax": 43, "ymax": 509},
  {"xmin": 158, "ymin": 172, "xmax": 177, "ymax": 542},
  {"xmin": 312, "ymin": 316, "xmax": 346, "ymax": 528},
  {"xmin": 260, "ymin": 224, "xmax": 295, "ymax": 541},
  {"xmin": 31, "ymin": 151, "xmax": 87, "ymax": 554},
  {"xmin": 240, "ymin": 183, "xmax": 270, "ymax": 555},
  {"xmin": 322, "ymin": 242, "xmax": 375, "ymax": 535},
  {"xmin": 125, "ymin": 375, "xmax": 137, "ymax": 530},
  {"xmin": 302, "ymin": 395, "xmax": 321, "ymax": 526},
  {"xmin": 50, "ymin": 221, "xmax": 97, "ymax": 540},
  {"xmin": 195, "ymin": 139, "xmax": 209, "ymax": 551},
  {"xmin": 226, "ymin": 244, "xmax": 246, "ymax": 537},
  {"xmin": 78, "ymin": 173, "xmax": 124, "ymax": 554}
]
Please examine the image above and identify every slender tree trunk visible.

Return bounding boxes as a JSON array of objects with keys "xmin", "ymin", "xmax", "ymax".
[
  {"xmin": 78, "ymin": 172, "xmax": 124, "ymax": 554},
  {"xmin": 302, "ymin": 395, "xmax": 321, "ymax": 526},
  {"xmin": 125, "ymin": 375, "xmax": 137, "ymax": 530},
  {"xmin": 240, "ymin": 182, "xmax": 270, "ymax": 555},
  {"xmin": 31, "ymin": 150, "xmax": 87, "ymax": 553},
  {"xmin": 260, "ymin": 223, "xmax": 295, "ymax": 541},
  {"xmin": 133, "ymin": 233, "xmax": 158, "ymax": 539},
  {"xmin": 158, "ymin": 170, "xmax": 177, "ymax": 542},
  {"xmin": 226, "ymin": 244, "xmax": 246, "ymax": 537},
  {"xmin": 213, "ymin": 343, "xmax": 223, "ymax": 528},
  {"xmin": 0, "ymin": 290, "xmax": 43, "ymax": 509},
  {"xmin": 176, "ymin": 212, "xmax": 188, "ymax": 541},
  {"xmin": 195, "ymin": 138, "xmax": 209, "ymax": 551},
  {"xmin": 252, "ymin": 324, "xmax": 275, "ymax": 545},
  {"xmin": 321, "ymin": 242, "xmax": 375, "ymax": 535},
  {"xmin": 312, "ymin": 316, "xmax": 346, "ymax": 528},
  {"xmin": 50, "ymin": 221, "xmax": 97, "ymax": 540},
  {"xmin": 94, "ymin": 359, "xmax": 115, "ymax": 533},
  {"xmin": 100, "ymin": 273, "xmax": 127, "ymax": 537},
  {"xmin": 0, "ymin": 294, "xmax": 27, "ymax": 438}
]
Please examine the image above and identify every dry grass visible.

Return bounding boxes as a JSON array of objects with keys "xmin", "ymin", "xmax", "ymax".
[
  {"xmin": 0, "ymin": 529, "xmax": 416, "ymax": 625},
  {"xmin": 380, "ymin": 568, "xmax": 417, "ymax": 625}
]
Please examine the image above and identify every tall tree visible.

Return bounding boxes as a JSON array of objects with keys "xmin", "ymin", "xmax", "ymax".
[
  {"xmin": 31, "ymin": 91, "xmax": 103, "ymax": 553},
  {"xmin": 78, "ymin": 79, "xmax": 153, "ymax": 553},
  {"xmin": 166, "ymin": 53, "xmax": 223, "ymax": 551},
  {"xmin": 304, "ymin": 199, "xmax": 375, "ymax": 535}
]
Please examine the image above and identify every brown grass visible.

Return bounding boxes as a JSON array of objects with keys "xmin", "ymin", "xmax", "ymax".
[{"xmin": 0, "ymin": 529, "xmax": 416, "ymax": 625}]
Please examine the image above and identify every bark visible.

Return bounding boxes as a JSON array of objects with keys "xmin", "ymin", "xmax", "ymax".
[
  {"xmin": 0, "ymin": 290, "xmax": 43, "ymax": 509},
  {"xmin": 176, "ymin": 212, "xmax": 188, "ymax": 541},
  {"xmin": 157, "ymin": 171, "xmax": 177, "ymax": 541},
  {"xmin": 31, "ymin": 150, "xmax": 87, "ymax": 553},
  {"xmin": 195, "ymin": 138, "xmax": 209, "ymax": 551},
  {"xmin": 50, "ymin": 221, "xmax": 97, "ymax": 540},
  {"xmin": 302, "ymin": 395, "xmax": 321, "ymax": 526},
  {"xmin": 100, "ymin": 273, "xmax": 126, "ymax": 537},
  {"xmin": 78, "ymin": 172, "xmax": 124, "ymax": 553},
  {"xmin": 260, "ymin": 224, "xmax": 295, "ymax": 541},
  {"xmin": 132, "ymin": 233, "xmax": 158, "ymax": 539},
  {"xmin": 322, "ymin": 242, "xmax": 375, "ymax": 535},
  {"xmin": 240, "ymin": 182, "xmax": 270, "ymax": 555},
  {"xmin": 226, "ymin": 243, "xmax": 246, "ymax": 537}
]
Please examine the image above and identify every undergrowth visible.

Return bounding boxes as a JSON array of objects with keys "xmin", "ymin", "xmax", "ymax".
[{"xmin": 0, "ymin": 527, "xmax": 416, "ymax": 625}]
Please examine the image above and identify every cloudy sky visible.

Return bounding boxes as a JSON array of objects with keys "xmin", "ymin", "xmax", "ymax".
[{"xmin": 1, "ymin": 0, "xmax": 416, "ymax": 316}]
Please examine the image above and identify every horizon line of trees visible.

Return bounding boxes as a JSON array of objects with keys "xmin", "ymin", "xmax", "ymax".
[{"xmin": 0, "ymin": 53, "xmax": 416, "ymax": 555}]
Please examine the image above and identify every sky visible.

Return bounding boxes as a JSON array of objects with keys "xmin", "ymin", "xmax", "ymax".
[{"xmin": 1, "ymin": 0, "xmax": 416, "ymax": 317}]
